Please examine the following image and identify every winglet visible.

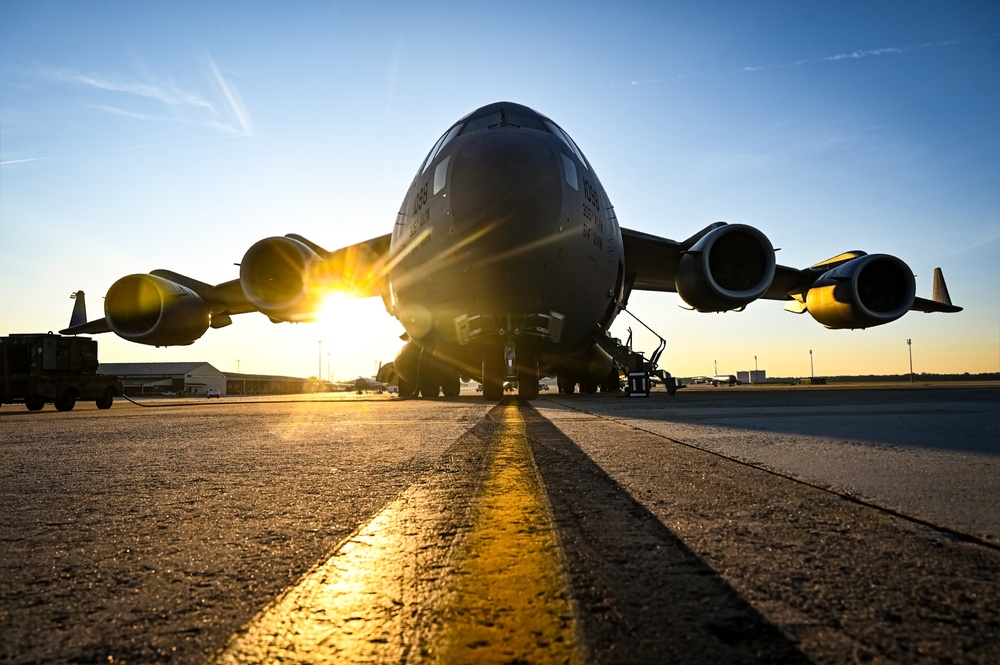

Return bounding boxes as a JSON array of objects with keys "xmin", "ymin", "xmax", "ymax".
[
  {"xmin": 932, "ymin": 267, "xmax": 953, "ymax": 306},
  {"xmin": 69, "ymin": 291, "xmax": 88, "ymax": 328}
]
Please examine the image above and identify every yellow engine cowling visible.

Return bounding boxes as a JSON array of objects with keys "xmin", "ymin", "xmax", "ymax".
[{"xmin": 805, "ymin": 254, "xmax": 916, "ymax": 329}]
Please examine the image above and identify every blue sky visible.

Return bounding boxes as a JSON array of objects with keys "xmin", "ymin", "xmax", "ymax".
[{"xmin": 2, "ymin": 1, "xmax": 997, "ymax": 380}]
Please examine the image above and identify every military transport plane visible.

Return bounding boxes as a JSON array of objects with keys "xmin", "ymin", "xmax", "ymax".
[{"xmin": 61, "ymin": 101, "xmax": 961, "ymax": 401}]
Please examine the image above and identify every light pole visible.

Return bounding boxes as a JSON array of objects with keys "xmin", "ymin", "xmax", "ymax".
[
  {"xmin": 754, "ymin": 355, "xmax": 758, "ymax": 383},
  {"xmin": 809, "ymin": 349, "xmax": 814, "ymax": 380},
  {"xmin": 236, "ymin": 359, "xmax": 240, "ymax": 373},
  {"xmin": 907, "ymin": 339, "xmax": 913, "ymax": 383},
  {"xmin": 318, "ymin": 340, "xmax": 323, "ymax": 380}
]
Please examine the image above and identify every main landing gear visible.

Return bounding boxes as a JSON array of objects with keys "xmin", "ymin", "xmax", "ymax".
[{"xmin": 413, "ymin": 353, "xmax": 462, "ymax": 398}]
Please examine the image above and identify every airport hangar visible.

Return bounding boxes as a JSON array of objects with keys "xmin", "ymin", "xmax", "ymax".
[{"xmin": 97, "ymin": 362, "xmax": 314, "ymax": 397}]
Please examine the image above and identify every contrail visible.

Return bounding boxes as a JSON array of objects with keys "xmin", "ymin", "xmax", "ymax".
[
  {"xmin": 205, "ymin": 53, "xmax": 256, "ymax": 137},
  {"xmin": 0, "ymin": 156, "xmax": 52, "ymax": 166}
]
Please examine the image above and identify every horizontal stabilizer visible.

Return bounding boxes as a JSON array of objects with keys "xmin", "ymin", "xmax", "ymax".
[
  {"xmin": 61, "ymin": 317, "xmax": 112, "ymax": 335},
  {"xmin": 911, "ymin": 268, "xmax": 962, "ymax": 313}
]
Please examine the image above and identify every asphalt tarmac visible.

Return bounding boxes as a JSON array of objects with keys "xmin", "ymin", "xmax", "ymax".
[{"xmin": 1, "ymin": 385, "xmax": 997, "ymax": 664}]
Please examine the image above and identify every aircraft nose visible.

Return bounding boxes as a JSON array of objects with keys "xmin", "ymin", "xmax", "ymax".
[{"xmin": 449, "ymin": 131, "xmax": 563, "ymax": 248}]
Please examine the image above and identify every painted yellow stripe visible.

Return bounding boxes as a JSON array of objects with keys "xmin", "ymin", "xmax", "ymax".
[
  {"xmin": 438, "ymin": 405, "xmax": 583, "ymax": 663},
  {"xmin": 208, "ymin": 404, "xmax": 582, "ymax": 664}
]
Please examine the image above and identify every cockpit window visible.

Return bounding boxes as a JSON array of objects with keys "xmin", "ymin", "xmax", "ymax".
[
  {"xmin": 421, "ymin": 122, "xmax": 464, "ymax": 174},
  {"xmin": 546, "ymin": 121, "xmax": 590, "ymax": 171},
  {"xmin": 458, "ymin": 104, "xmax": 551, "ymax": 136},
  {"xmin": 422, "ymin": 103, "xmax": 591, "ymax": 173}
]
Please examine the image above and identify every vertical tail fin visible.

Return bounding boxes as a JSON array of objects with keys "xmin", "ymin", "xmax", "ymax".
[
  {"xmin": 931, "ymin": 268, "xmax": 953, "ymax": 306},
  {"xmin": 68, "ymin": 291, "xmax": 88, "ymax": 328}
]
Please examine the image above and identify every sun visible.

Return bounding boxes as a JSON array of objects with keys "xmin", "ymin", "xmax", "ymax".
[{"xmin": 312, "ymin": 292, "xmax": 404, "ymax": 381}]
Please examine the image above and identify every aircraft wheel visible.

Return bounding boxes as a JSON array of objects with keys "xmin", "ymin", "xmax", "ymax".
[
  {"xmin": 482, "ymin": 356, "xmax": 503, "ymax": 401},
  {"xmin": 54, "ymin": 390, "xmax": 77, "ymax": 412},
  {"xmin": 418, "ymin": 374, "xmax": 441, "ymax": 398},
  {"xmin": 557, "ymin": 373, "xmax": 575, "ymax": 394},
  {"xmin": 96, "ymin": 388, "xmax": 115, "ymax": 410},
  {"xmin": 581, "ymin": 381, "xmax": 598, "ymax": 394},
  {"xmin": 25, "ymin": 396, "xmax": 45, "ymax": 411},
  {"xmin": 517, "ymin": 357, "xmax": 539, "ymax": 401},
  {"xmin": 441, "ymin": 373, "xmax": 461, "ymax": 398},
  {"xmin": 398, "ymin": 376, "xmax": 417, "ymax": 399}
]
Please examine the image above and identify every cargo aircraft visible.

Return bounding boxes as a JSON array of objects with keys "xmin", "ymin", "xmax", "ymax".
[{"xmin": 62, "ymin": 101, "xmax": 961, "ymax": 400}]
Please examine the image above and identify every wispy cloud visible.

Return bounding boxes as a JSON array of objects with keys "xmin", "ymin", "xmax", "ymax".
[
  {"xmin": 2, "ymin": 56, "xmax": 255, "ymax": 166},
  {"xmin": 744, "ymin": 42, "xmax": 933, "ymax": 72},
  {"xmin": 41, "ymin": 67, "xmax": 216, "ymax": 111},
  {"xmin": 36, "ymin": 52, "xmax": 255, "ymax": 138},
  {"xmin": 205, "ymin": 53, "xmax": 255, "ymax": 137},
  {"xmin": 947, "ymin": 223, "xmax": 1000, "ymax": 255},
  {"xmin": 0, "ymin": 156, "xmax": 51, "ymax": 166},
  {"xmin": 610, "ymin": 33, "xmax": 997, "ymax": 86},
  {"xmin": 823, "ymin": 46, "xmax": 909, "ymax": 61},
  {"xmin": 604, "ymin": 74, "xmax": 696, "ymax": 89},
  {"xmin": 743, "ymin": 35, "xmax": 990, "ymax": 73}
]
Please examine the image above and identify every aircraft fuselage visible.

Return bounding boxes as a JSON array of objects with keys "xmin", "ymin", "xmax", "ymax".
[{"xmin": 386, "ymin": 102, "xmax": 624, "ymax": 397}]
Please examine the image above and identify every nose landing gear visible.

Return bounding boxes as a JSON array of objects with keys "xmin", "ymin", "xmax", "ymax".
[{"xmin": 481, "ymin": 339, "xmax": 539, "ymax": 401}]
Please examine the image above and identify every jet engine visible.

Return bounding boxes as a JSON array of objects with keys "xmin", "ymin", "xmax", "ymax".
[
  {"xmin": 240, "ymin": 236, "xmax": 324, "ymax": 322},
  {"xmin": 104, "ymin": 274, "xmax": 210, "ymax": 346},
  {"xmin": 805, "ymin": 254, "xmax": 915, "ymax": 329},
  {"xmin": 675, "ymin": 224, "xmax": 776, "ymax": 311}
]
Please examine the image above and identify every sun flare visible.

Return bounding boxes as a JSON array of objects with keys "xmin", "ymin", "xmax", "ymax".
[{"xmin": 312, "ymin": 292, "xmax": 403, "ymax": 381}]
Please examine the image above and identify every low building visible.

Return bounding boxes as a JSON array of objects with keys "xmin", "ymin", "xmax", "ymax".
[
  {"xmin": 225, "ymin": 373, "xmax": 313, "ymax": 396},
  {"xmin": 738, "ymin": 370, "xmax": 767, "ymax": 384},
  {"xmin": 98, "ymin": 362, "xmax": 228, "ymax": 397}
]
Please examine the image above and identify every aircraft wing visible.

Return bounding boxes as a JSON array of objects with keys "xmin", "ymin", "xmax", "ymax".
[
  {"xmin": 61, "ymin": 233, "xmax": 393, "ymax": 346},
  {"xmin": 620, "ymin": 227, "xmax": 685, "ymax": 292},
  {"xmin": 622, "ymin": 225, "xmax": 828, "ymax": 301},
  {"xmin": 621, "ymin": 224, "xmax": 960, "ymax": 328}
]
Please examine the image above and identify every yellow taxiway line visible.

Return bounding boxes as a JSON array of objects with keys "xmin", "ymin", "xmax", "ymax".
[
  {"xmin": 438, "ymin": 404, "xmax": 583, "ymax": 663},
  {"xmin": 208, "ymin": 403, "xmax": 583, "ymax": 664}
]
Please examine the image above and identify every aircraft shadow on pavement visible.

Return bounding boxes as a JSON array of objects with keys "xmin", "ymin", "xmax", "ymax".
[
  {"xmin": 551, "ymin": 389, "xmax": 1000, "ymax": 455},
  {"xmin": 521, "ymin": 405, "xmax": 810, "ymax": 663}
]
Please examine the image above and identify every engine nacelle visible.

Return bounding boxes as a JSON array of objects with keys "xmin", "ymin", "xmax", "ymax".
[
  {"xmin": 675, "ymin": 224, "xmax": 776, "ymax": 312},
  {"xmin": 240, "ymin": 236, "xmax": 323, "ymax": 322},
  {"xmin": 105, "ymin": 274, "xmax": 210, "ymax": 346},
  {"xmin": 805, "ymin": 254, "xmax": 915, "ymax": 329}
]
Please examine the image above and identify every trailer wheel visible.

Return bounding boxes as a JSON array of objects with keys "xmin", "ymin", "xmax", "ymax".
[
  {"xmin": 96, "ymin": 388, "xmax": 114, "ymax": 410},
  {"xmin": 25, "ymin": 396, "xmax": 45, "ymax": 411},
  {"xmin": 54, "ymin": 390, "xmax": 77, "ymax": 412}
]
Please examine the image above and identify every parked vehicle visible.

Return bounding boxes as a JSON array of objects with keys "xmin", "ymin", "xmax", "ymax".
[{"xmin": 1, "ymin": 334, "xmax": 122, "ymax": 411}]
